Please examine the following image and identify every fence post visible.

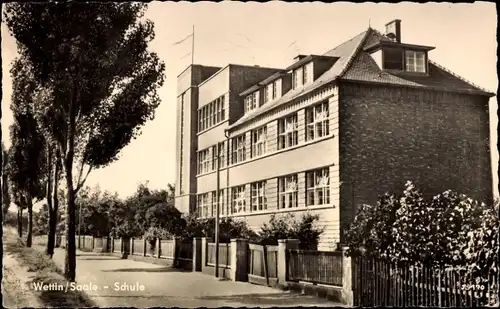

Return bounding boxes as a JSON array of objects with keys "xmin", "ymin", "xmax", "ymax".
[
  {"xmin": 277, "ymin": 239, "xmax": 300, "ymax": 289},
  {"xmin": 156, "ymin": 238, "xmax": 161, "ymax": 258},
  {"xmin": 230, "ymin": 238, "xmax": 248, "ymax": 282},
  {"xmin": 121, "ymin": 237, "xmax": 130, "ymax": 259},
  {"xmin": 201, "ymin": 237, "xmax": 208, "ymax": 273},
  {"xmin": 193, "ymin": 237, "xmax": 203, "ymax": 272},
  {"xmin": 341, "ymin": 246, "xmax": 354, "ymax": 306}
]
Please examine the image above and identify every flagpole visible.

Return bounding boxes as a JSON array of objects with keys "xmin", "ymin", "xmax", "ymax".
[{"xmin": 191, "ymin": 25, "xmax": 195, "ymax": 65}]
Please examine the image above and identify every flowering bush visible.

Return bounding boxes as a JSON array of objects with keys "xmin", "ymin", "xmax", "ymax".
[
  {"xmin": 345, "ymin": 193, "xmax": 400, "ymax": 259},
  {"xmin": 346, "ymin": 181, "xmax": 491, "ymax": 270},
  {"xmin": 391, "ymin": 183, "xmax": 485, "ymax": 267},
  {"xmin": 458, "ymin": 199, "xmax": 499, "ymax": 283}
]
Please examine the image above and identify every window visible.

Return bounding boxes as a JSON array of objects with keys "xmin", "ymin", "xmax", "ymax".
[
  {"xmin": 306, "ymin": 168, "xmax": 330, "ymax": 206},
  {"xmin": 231, "ymin": 185, "xmax": 247, "ymax": 214},
  {"xmin": 292, "ymin": 68, "xmax": 303, "ymax": 89},
  {"xmin": 197, "ymin": 193, "xmax": 210, "ymax": 218},
  {"xmin": 197, "ymin": 148, "xmax": 211, "ymax": 174},
  {"xmin": 197, "ymin": 95, "xmax": 226, "ymax": 132},
  {"xmin": 250, "ymin": 181, "xmax": 267, "ymax": 212},
  {"xmin": 278, "ymin": 174, "xmax": 298, "ymax": 209},
  {"xmin": 245, "ymin": 92, "xmax": 257, "ymax": 113},
  {"xmin": 211, "ymin": 145, "xmax": 217, "ymax": 171},
  {"xmin": 272, "ymin": 82, "xmax": 277, "ymax": 99},
  {"xmin": 221, "ymin": 96, "xmax": 226, "ymax": 121},
  {"xmin": 306, "ymin": 102, "xmax": 330, "ymax": 141},
  {"xmin": 251, "ymin": 126, "xmax": 267, "ymax": 158},
  {"xmin": 231, "ymin": 135, "xmax": 246, "ymax": 164},
  {"xmin": 278, "ymin": 113, "xmax": 299, "ymax": 149},
  {"xmin": 405, "ymin": 50, "xmax": 426, "ymax": 73},
  {"xmin": 219, "ymin": 189, "xmax": 226, "ymax": 215},
  {"xmin": 383, "ymin": 48, "xmax": 403, "ymax": 70},
  {"xmin": 211, "ymin": 191, "xmax": 217, "ymax": 217},
  {"xmin": 218, "ymin": 142, "xmax": 226, "ymax": 168},
  {"xmin": 216, "ymin": 99, "xmax": 221, "ymax": 123},
  {"xmin": 303, "ymin": 64, "xmax": 309, "ymax": 85},
  {"xmin": 264, "ymin": 86, "xmax": 269, "ymax": 103}
]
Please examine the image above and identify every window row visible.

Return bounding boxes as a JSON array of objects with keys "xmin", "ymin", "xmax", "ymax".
[
  {"xmin": 196, "ymin": 167, "xmax": 331, "ymax": 217},
  {"xmin": 229, "ymin": 101, "xmax": 330, "ymax": 165},
  {"xmin": 197, "ymin": 189, "xmax": 226, "ymax": 218},
  {"xmin": 196, "ymin": 141, "xmax": 226, "ymax": 175},
  {"xmin": 198, "ymin": 95, "xmax": 226, "ymax": 132}
]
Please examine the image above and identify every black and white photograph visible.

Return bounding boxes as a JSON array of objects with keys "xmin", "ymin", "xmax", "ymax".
[{"xmin": 1, "ymin": 1, "xmax": 498, "ymax": 308}]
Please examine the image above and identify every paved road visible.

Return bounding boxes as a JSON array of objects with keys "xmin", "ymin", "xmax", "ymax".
[{"xmin": 51, "ymin": 248, "xmax": 344, "ymax": 307}]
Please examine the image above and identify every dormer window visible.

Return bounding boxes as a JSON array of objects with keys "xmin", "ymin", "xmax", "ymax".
[
  {"xmin": 263, "ymin": 79, "xmax": 282, "ymax": 104},
  {"xmin": 245, "ymin": 92, "xmax": 258, "ymax": 113},
  {"xmin": 378, "ymin": 47, "xmax": 427, "ymax": 73},
  {"xmin": 292, "ymin": 67, "xmax": 302, "ymax": 89},
  {"xmin": 405, "ymin": 50, "xmax": 426, "ymax": 73},
  {"xmin": 383, "ymin": 48, "xmax": 403, "ymax": 71}
]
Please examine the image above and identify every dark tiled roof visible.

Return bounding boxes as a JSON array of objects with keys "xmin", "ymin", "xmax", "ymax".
[
  {"xmin": 239, "ymin": 71, "xmax": 288, "ymax": 97},
  {"xmin": 342, "ymin": 30, "xmax": 494, "ymax": 96},
  {"xmin": 228, "ymin": 29, "xmax": 370, "ymax": 130},
  {"xmin": 227, "ymin": 28, "xmax": 494, "ymax": 131}
]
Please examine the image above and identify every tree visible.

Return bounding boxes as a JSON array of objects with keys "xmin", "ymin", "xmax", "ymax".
[
  {"xmin": 4, "ymin": 2, "xmax": 165, "ymax": 281},
  {"xmin": 2, "ymin": 143, "xmax": 11, "ymax": 219},
  {"xmin": 45, "ymin": 144, "xmax": 62, "ymax": 257},
  {"xmin": 8, "ymin": 93, "xmax": 46, "ymax": 247}
]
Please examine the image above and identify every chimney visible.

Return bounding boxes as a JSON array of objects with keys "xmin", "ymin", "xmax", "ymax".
[
  {"xmin": 294, "ymin": 54, "xmax": 307, "ymax": 61},
  {"xmin": 385, "ymin": 19, "xmax": 401, "ymax": 43}
]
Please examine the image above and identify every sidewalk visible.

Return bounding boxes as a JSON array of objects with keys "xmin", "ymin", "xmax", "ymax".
[{"xmin": 50, "ymin": 248, "xmax": 345, "ymax": 307}]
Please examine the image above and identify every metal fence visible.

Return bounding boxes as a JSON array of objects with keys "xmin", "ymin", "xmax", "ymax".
[
  {"xmin": 288, "ymin": 249, "xmax": 343, "ymax": 286},
  {"xmin": 353, "ymin": 256, "xmax": 499, "ymax": 307}
]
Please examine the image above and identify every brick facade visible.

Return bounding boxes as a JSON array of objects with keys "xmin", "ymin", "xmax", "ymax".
[{"xmin": 338, "ymin": 81, "xmax": 493, "ymax": 240}]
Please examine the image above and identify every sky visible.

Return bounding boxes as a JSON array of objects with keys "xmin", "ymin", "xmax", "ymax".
[{"xmin": 1, "ymin": 1, "xmax": 498, "ymax": 200}]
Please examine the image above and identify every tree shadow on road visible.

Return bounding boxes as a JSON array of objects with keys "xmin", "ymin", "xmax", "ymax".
[
  {"xmin": 78, "ymin": 257, "xmax": 121, "ymax": 261},
  {"xmin": 199, "ymin": 292, "xmax": 336, "ymax": 306},
  {"xmin": 101, "ymin": 267, "xmax": 186, "ymax": 273}
]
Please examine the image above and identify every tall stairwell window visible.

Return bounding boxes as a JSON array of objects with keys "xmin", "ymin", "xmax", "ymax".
[
  {"xmin": 278, "ymin": 113, "xmax": 299, "ymax": 150},
  {"xmin": 306, "ymin": 101, "xmax": 330, "ymax": 141}
]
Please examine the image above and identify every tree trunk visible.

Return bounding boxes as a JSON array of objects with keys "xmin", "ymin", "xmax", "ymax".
[
  {"xmin": 47, "ymin": 148, "xmax": 60, "ymax": 258},
  {"xmin": 17, "ymin": 208, "xmax": 22, "ymax": 237},
  {"xmin": 26, "ymin": 196, "xmax": 33, "ymax": 247},
  {"xmin": 63, "ymin": 150, "xmax": 76, "ymax": 281}
]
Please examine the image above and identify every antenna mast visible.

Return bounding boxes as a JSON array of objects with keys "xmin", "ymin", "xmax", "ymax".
[{"xmin": 191, "ymin": 25, "xmax": 195, "ymax": 65}]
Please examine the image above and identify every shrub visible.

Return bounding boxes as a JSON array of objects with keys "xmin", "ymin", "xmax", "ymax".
[
  {"xmin": 345, "ymin": 181, "xmax": 490, "ymax": 269},
  {"xmin": 459, "ymin": 199, "xmax": 499, "ymax": 283},
  {"xmin": 345, "ymin": 193, "xmax": 400, "ymax": 259},
  {"xmin": 176, "ymin": 214, "xmax": 256, "ymax": 243},
  {"xmin": 257, "ymin": 213, "xmax": 324, "ymax": 249}
]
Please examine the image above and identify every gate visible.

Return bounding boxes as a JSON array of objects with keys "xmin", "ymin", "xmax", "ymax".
[
  {"xmin": 175, "ymin": 240, "xmax": 193, "ymax": 270},
  {"xmin": 247, "ymin": 243, "xmax": 278, "ymax": 287}
]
